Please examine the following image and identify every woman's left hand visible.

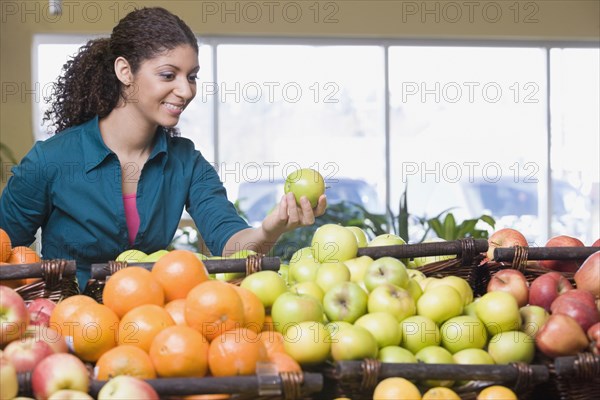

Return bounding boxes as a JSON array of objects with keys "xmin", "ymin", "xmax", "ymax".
[{"xmin": 261, "ymin": 192, "xmax": 327, "ymax": 239}]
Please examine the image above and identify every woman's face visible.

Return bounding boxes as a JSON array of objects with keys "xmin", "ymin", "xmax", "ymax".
[{"xmin": 126, "ymin": 45, "xmax": 199, "ymax": 129}]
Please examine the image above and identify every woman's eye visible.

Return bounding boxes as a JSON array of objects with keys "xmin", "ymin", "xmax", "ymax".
[
  {"xmin": 160, "ymin": 73, "xmax": 175, "ymax": 80},
  {"xmin": 188, "ymin": 75, "xmax": 198, "ymax": 82}
]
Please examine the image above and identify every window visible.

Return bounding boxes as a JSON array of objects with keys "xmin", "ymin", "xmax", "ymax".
[{"xmin": 32, "ymin": 35, "xmax": 599, "ymax": 243}]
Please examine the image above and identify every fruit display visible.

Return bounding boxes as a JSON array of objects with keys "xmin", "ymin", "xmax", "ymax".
[{"xmin": 1, "ymin": 223, "xmax": 599, "ymax": 399}]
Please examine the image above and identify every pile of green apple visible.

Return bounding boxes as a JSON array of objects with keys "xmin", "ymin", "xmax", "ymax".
[{"xmin": 237, "ymin": 224, "xmax": 544, "ymax": 390}]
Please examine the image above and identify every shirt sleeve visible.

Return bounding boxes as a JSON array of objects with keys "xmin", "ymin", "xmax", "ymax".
[
  {"xmin": 185, "ymin": 153, "xmax": 250, "ymax": 256},
  {"xmin": 0, "ymin": 144, "xmax": 51, "ymax": 247}
]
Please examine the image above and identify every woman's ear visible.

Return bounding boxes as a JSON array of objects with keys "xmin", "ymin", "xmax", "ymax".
[{"xmin": 114, "ymin": 56, "xmax": 133, "ymax": 86}]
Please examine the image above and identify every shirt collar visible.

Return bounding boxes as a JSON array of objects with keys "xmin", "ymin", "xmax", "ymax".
[{"xmin": 82, "ymin": 116, "xmax": 168, "ymax": 173}]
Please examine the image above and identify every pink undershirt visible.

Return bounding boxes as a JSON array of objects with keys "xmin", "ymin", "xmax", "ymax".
[{"xmin": 123, "ymin": 194, "xmax": 140, "ymax": 247}]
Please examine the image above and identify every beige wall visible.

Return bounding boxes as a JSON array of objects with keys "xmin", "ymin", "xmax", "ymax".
[{"xmin": 1, "ymin": 0, "xmax": 599, "ymax": 179}]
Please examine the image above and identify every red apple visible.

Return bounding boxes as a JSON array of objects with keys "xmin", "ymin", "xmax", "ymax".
[
  {"xmin": 3, "ymin": 336, "xmax": 54, "ymax": 373},
  {"xmin": 0, "ymin": 286, "xmax": 30, "ymax": 345},
  {"xmin": 32, "ymin": 353, "xmax": 90, "ymax": 400},
  {"xmin": 552, "ymin": 289, "xmax": 597, "ymax": 311},
  {"xmin": 97, "ymin": 375, "xmax": 159, "ymax": 400},
  {"xmin": 592, "ymin": 238, "xmax": 600, "ymax": 247},
  {"xmin": 574, "ymin": 251, "xmax": 600, "ymax": 297},
  {"xmin": 27, "ymin": 298, "xmax": 56, "ymax": 328},
  {"xmin": 528, "ymin": 272, "xmax": 573, "ymax": 312},
  {"xmin": 536, "ymin": 314, "xmax": 589, "ymax": 358},
  {"xmin": 487, "ymin": 228, "xmax": 528, "ymax": 261},
  {"xmin": 22, "ymin": 325, "xmax": 69, "ymax": 354},
  {"xmin": 550, "ymin": 297, "xmax": 600, "ymax": 332},
  {"xmin": 587, "ymin": 322, "xmax": 600, "ymax": 355},
  {"xmin": 539, "ymin": 235, "xmax": 585, "ymax": 273},
  {"xmin": 487, "ymin": 269, "xmax": 529, "ymax": 307}
]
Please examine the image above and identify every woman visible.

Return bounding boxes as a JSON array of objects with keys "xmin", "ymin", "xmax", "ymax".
[{"xmin": 0, "ymin": 7, "xmax": 326, "ymax": 290}]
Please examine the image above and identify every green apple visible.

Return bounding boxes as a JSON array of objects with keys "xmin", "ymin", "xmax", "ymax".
[
  {"xmin": 325, "ymin": 320, "xmax": 354, "ymax": 337},
  {"xmin": 414, "ymin": 345, "xmax": 456, "ymax": 387},
  {"xmin": 487, "ymin": 330, "xmax": 535, "ymax": 364},
  {"xmin": 278, "ymin": 264, "xmax": 289, "ymax": 284},
  {"xmin": 400, "ymin": 315, "xmax": 441, "ymax": 354},
  {"xmin": 355, "ymin": 312, "xmax": 402, "ymax": 349},
  {"xmin": 407, "ymin": 269, "xmax": 426, "ymax": 282},
  {"xmin": 283, "ymin": 321, "xmax": 331, "ymax": 366},
  {"xmin": 226, "ymin": 249, "xmax": 257, "ymax": 259},
  {"xmin": 311, "ymin": 224, "xmax": 358, "ymax": 263},
  {"xmin": 289, "ymin": 247, "xmax": 314, "ymax": 264},
  {"xmin": 367, "ymin": 283, "xmax": 416, "ymax": 322},
  {"xmin": 378, "ymin": 346, "xmax": 417, "ymax": 363},
  {"xmin": 195, "ymin": 252, "xmax": 208, "ymax": 261},
  {"xmin": 475, "ymin": 291, "xmax": 522, "ymax": 336},
  {"xmin": 290, "ymin": 281, "xmax": 324, "ymax": 303},
  {"xmin": 0, "ymin": 357, "xmax": 18, "ymax": 400},
  {"xmin": 363, "ymin": 257, "xmax": 409, "ymax": 292},
  {"xmin": 343, "ymin": 255, "xmax": 373, "ymax": 283},
  {"xmin": 417, "ymin": 285, "xmax": 463, "ymax": 325},
  {"xmin": 368, "ymin": 233, "xmax": 406, "ymax": 247},
  {"xmin": 440, "ymin": 315, "xmax": 488, "ymax": 353},
  {"xmin": 115, "ymin": 249, "xmax": 147, "ymax": 262},
  {"xmin": 405, "ymin": 279, "xmax": 423, "ymax": 302},
  {"xmin": 413, "ymin": 238, "xmax": 455, "ymax": 267},
  {"xmin": 426, "ymin": 276, "xmax": 473, "ymax": 306},
  {"xmin": 240, "ymin": 270, "xmax": 288, "ymax": 308},
  {"xmin": 519, "ymin": 305, "xmax": 549, "ymax": 339},
  {"xmin": 271, "ymin": 292, "xmax": 324, "ymax": 335},
  {"xmin": 323, "ymin": 282, "xmax": 368, "ymax": 323},
  {"xmin": 346, "ymin": 226, "xmax": 369, "ymax": 248},
  {"xmin": 284, "ymin": 168, "xmax": 325, "ymax": 208},
  {"xmin": 140, "ymin": 249, "xmax": 169, "ymax": 262},
  {"xmin": 330, "ymin": 325, "xmax": 378, "ymax": 361},
  {"xmin": 452, "ymin": 348, "xmax": 495, "ymax": 386},
  {"xmin": 288, "ymin": 257, "xmax": 321, "ymax": 284},
  {"xmin": 419, "ymin": 277, "xmax": 439, "ymax": 292},
  {"xmin": 315, "ymin": 261, "xmax": 351, "ymax": 293}
]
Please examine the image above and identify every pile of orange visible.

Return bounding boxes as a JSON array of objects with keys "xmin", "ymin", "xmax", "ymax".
[
  {"xmin": 0, "ymin": 228, "xmax": 43, "ymax": 288},
  {"xmin": 42, "ymin": 248, "xmax": 301, "ymax": 392}
]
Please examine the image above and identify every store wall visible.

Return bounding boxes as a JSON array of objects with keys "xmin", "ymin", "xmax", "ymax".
[{"xmin": 1, "ymin": 0, "xmax": 599, "ymax": 181}]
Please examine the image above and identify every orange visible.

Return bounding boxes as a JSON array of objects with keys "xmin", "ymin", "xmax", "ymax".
[
  {"xmin": 268, "ymin": 351, "xmax": 302, "ymax": 373},
  {"xmin": 477, "ymin": 386, "xmax": 518, "ymax": 400},
  {"xmin": 95, "ymin": 344, "xmax": 157, "ymax": 380},
  {"xmin": 118, "ymin": 304, "xmax": 175, "ymax": 352},
  {"xmin": 102, "ymin": 266, "xmax": 165, "ymax": 318},
  {"xmin": 257, "ymin": 330, "xmax": 285, "ymax": 355},
  {"xmin": 70, "ymin": 302, "xmax": 120, "ymax": 362},
  {"xmin": 262, "ymin": 315, "xmax": 276, "ymax": 332},
  {"xmin": 164, "ymin": 299, "xmax": 187, "ymax": 326},
  {"xmin": 0, "ymin": 229, "xmax": 12, "ymax": 262},
  {"xmin": 232, "ymin": 285, "xmax": 265, "ymax": 334},
  {"xmin": 49, "ymin": 295, "xmax": 98, "ymax": 337},
  {"xmin": 7, "ymin": 246, "xmax": 41, "ymax": 264},
  {"xmin": 149, "ymin": 325, "xmax": 210, "ymax": 378},
  {"xmin": 373, "ymin": 377, "xmax": 422, "ymax": 400},
  {"xmin": 208, "ymin": 328, "xmax": 268, "ymax": 377},
  {"xmin": 151, "ymin": 249, "xmax": 209, "ymax": 302},
  {"xmin": 185, "ymin": 280, "xmax": 245, "ymax": 341}
]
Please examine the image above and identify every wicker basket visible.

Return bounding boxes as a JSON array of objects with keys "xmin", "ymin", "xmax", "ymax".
[
  {"xmin": 316, "ymin": 359, "xmax": 549, "ymax": 400},
  {"xmin": 0, "ymin": 260, "xmax": 79, "ymax": 302},
  {"xmin": 83, "ymin": 254, "xmax": 280, "ymax": 303}
]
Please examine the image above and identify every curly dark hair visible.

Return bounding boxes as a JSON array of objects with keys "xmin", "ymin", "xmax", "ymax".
[{"xmin": 43, "ymin": 7, "xmax": 198, "ymax": 136}]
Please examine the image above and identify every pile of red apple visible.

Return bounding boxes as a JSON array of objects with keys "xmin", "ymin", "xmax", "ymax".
[{"xmin": 0, "ymin": 286, "xmax": 159, "ymax": 400}]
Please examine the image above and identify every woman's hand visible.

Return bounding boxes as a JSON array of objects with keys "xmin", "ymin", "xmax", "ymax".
[{"xmin": 261, "ymin": 192, "xmax": 327, "ymax": 240}]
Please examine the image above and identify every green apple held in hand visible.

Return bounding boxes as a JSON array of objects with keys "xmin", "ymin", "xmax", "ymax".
[
  {"xmin": 363, "ymin": 257, "xmax": 409, "ymax": 292},
  {"xmin": 271, "ymin": 292, "xmax": 324, "ymax": 334},
  {"xmin": 311, "ymin": 224, "xmax": 358, "ymax": 263},
  {"xmin": 284, "ymin": 168, "xmax": 325, "ymax": 208},
  {"xmin": 330, "ymin": 325, "xmax": 378, "ymax": 361},
  {"xmin": 475, "ymin": 291, "xmax": 522, "ymax": 336},
  {"xmin": 322, "ymin": 281, "xmax": 368, "ymax": 324}
]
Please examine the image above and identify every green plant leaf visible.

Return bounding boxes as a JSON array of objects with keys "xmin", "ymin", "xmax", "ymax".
[{"xmin": 443, "ymin": 213, "xmax": 457, "ymax": 240}]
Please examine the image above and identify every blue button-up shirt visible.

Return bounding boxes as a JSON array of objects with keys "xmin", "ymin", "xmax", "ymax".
[{"xmin": 0, "ymin": 116, "xmax": 250, "ymax": 288}]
